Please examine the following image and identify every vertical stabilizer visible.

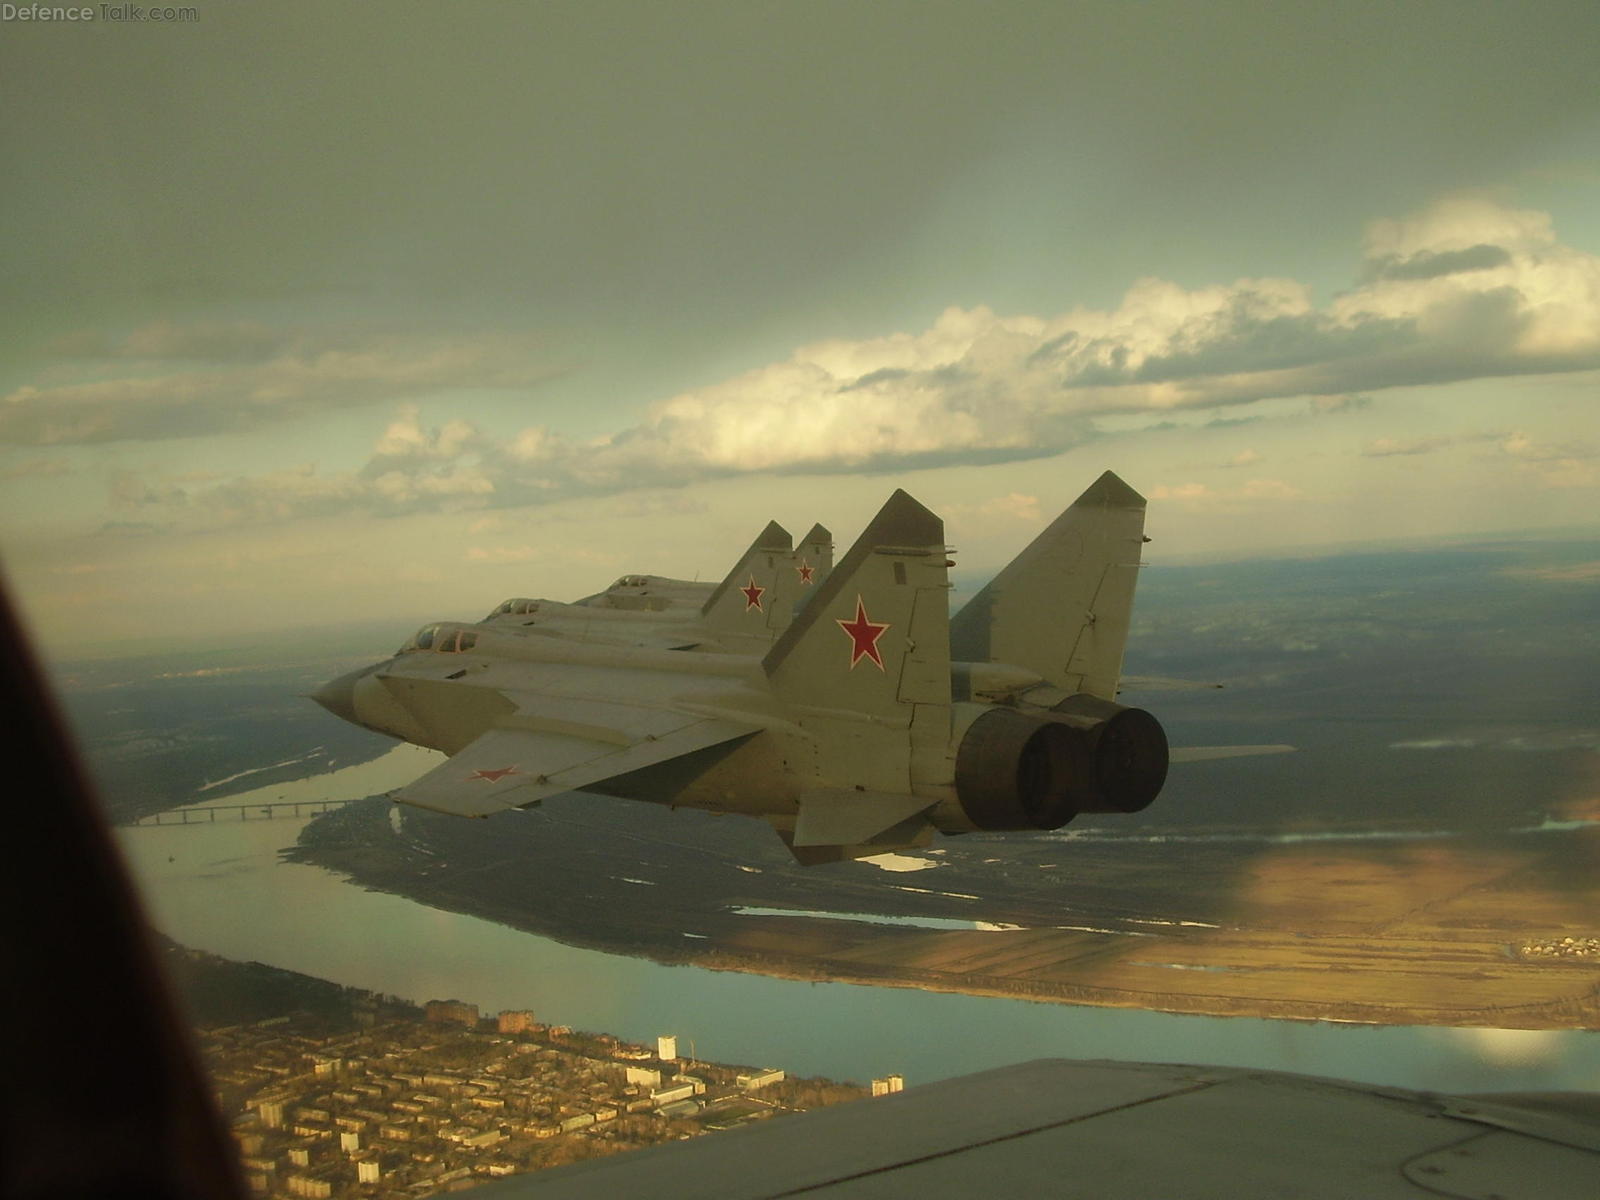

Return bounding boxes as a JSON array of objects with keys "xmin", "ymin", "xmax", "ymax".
[
  {"xmin": 786, "ymin": 523, "xmax": 834, "ymax": 621},
  {"xmin": 950, "ymin": 471, "xmax": 1146, "ymax": 700},
  {"xmin": 764, "ymin": 492, "xmax": 950, "ymax": 794},
  {"xmin": 796, "ymin": 523, "xmax": 834, "ymax": 589},
  {"xmin": 700, "ymin": 521, "xmax": 793, "ymax": 638}
]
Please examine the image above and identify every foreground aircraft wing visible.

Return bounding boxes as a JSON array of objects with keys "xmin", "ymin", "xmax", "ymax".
[
  {"xmin": 393, "ymin": 701, "xmax": 758, "ymax": 817},
  {"xmin": 479, "ymin": 1058, "xmax": 1600, "ymax": 1199}
]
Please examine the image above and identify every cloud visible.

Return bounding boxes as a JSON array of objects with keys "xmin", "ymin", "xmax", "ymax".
[
  {"xmin": 0, "ymin": 327, "xmax": 560, "ymax": 446},
  {"xmin": 109, "ymin": 469, "xmax": 190, "ymax": 510},
  {"xmin": 464, "ymin": 545, "xmax": 538, "ymax": 564},
  {"xmin": 1309, "ymin": 393, "xmax": 1371, "ymax": 415},
  {"xmin": 99, "ymin": 409, "xmax": 708, "ymax": 528},
  {"xmin": 119, "ymin": 319, "xmax": 287, "ymax": 363},
  {"xmin": 1149, "ymin": 479, "xmax": 1302, "ymax": 509},
  {"xmin": 1362, "ymin": 197, "xmax": 1554, "ymax": 263},
  {"xmin": 1500, "ymin": 561, "xmax": 1600, "ymax": 582},
  {"xmin": 369, "ymin": 405, "xmax": 481, "ymax": 465},
  {"xmin": 1498, "ymin": 430, "xmax": 1598, "ymax": 488},
  {"xmin": 53, "ymin": 196, "xmax": 1600, "ymax": 525},
  {"xmin": 356, "ymin": 406, "xmax": 496, "ymax": 508},
  {"xmin": 1361, "ymin": 430, "xmax": 1508, "ymax": 458},
  {"xmin": 587, "ymin": 195, "xmax": 1599, "ymax": 483},
  {"xmin": 1025, "ymin": 195, "xmax": 1599, "ymax": 409},
  {"xmin": 1369, "ymin": 244, "xmax": 1513, "ymax": 283},
  {"xmin": 47, "ymin": 562, "xmax": 110, "ymax": 576},
  {"xmin": 46, "ymin": 319, "xmax": 287, "ymax": 362},
  {"xmin": 1499, "ymin": 430, "xmax": 1595, "ymax": 463},
  {"xmin": 0, "ymin": 457, "xmax": 72, "ymax": 481},
  {"xmin": 96, "ymin": 519, "xmax": 162, "ymax": 536},
  {"xmin": 1237, "ymin": 479, "xmax": 1300, "ymax": 500},
  {"xmin": 977, "ymin": 492, "xmax": 1042, "ymax": 522},
  {"xmin": 464, "ymin": 542, "xmax": 620, "ymax": 570},
  {"xmin": 1362, "ymin": 435, "xmax": 1458, "ymax": 457},
  {"xmin": 598, "ymin": 314, "xmax": 1093, "ymax": 482},
  {"xmin": 946, "ymin": 492, "xmax": 1044, "ymax": 524}
]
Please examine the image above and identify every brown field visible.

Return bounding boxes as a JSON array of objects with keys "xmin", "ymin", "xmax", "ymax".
[{"xmin": 695, "ymin": 830, "xmax": 1600, "ymax": 1028}]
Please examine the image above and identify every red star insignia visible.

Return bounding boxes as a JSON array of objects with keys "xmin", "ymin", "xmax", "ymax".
[
  {"xmin": 740, "ymin": 576, "xmax": 765, "ymax": 611},
  {"xmin": 796, "ymin": 559, "xmax": 815, "ymax": 585},
  {"xmin": 837, "ymin": 595, "xmax": 890, "ymax": 671},
  {"xmin": 469, "ymin": 766, "xmax": 521, "ymax": 783}
]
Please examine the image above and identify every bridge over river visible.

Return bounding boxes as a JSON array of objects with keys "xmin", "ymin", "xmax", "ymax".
[{"xmin": 131, "ymin": 799, "xmax": 356, "ymax": 826}]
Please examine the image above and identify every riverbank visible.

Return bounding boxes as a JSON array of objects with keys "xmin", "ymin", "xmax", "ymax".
[{"xmin": 289, "ymin": 796, "xmax": 1600, "ymax": 1031}]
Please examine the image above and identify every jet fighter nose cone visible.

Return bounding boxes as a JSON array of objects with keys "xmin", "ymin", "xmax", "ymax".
[{"xmin": 311, "ymin": 665, "xmax": 373, "ymax": 725}]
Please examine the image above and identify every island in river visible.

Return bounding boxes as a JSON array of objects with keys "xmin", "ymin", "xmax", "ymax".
[{"xmin": 288, "ymin": 786, "xmax": 1600, "ymax": 1031}]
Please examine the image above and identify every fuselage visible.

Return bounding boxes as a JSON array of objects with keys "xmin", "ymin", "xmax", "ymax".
[{"xmin": 314, "ymin": 619, "xmax": 1003, "ymax": 827}]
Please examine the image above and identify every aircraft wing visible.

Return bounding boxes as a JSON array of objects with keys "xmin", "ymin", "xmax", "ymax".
[
  {"xmin": 474, "ymin": 1058, "xmax": 1600, "ymax": 1199},
  {"xmin": 392, "ymin": 701, "xmax": 758, "ymax": 817}
]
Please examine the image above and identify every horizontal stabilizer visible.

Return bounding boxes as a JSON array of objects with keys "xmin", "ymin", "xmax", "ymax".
[
  {"xmin": 792, "ymin": 789, "xmax": 938, "ymax": 847},
  {"xmin": 1168, "ymin": 744, "xmax": 1295, "ymax": 763}
]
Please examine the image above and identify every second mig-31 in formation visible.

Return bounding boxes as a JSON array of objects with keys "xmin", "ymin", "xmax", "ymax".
[
  {"xmin": 315, "ymin": 472, "xmax": 1274, "ymax": 863},
  {"xmin": 476, "ymin": 520, "xmax": 835, "ymax": 655}
]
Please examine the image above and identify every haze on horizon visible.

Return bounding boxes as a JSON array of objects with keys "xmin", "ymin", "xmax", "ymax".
[{"xmin": 2, "ymin": 1, "xmax": 1598, "ymax": 659}]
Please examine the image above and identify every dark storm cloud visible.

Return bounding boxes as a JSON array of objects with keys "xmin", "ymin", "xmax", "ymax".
[
  {"xmin": 39, "ymin": 322, "xmax": 290, "ymax": 364},
  {"xmin": 5, "ymin": 1, "xmax": 1599, "ymax": 361}
]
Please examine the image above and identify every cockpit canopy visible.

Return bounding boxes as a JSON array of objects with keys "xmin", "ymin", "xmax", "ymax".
[
  {"xmin": 399, "ymin": 624, "xmax": 481, "ymax": 655},
  {"xmin": 587, "ymin": 575, "xmax": 671, "ymax": 611},
  {"xmin": 489, "ymin": 598, "xmax": 541, "ymax": 617}
]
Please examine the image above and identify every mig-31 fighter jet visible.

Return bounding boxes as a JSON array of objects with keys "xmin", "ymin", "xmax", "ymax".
[{"xmin": 315, "ymin": 472, "xmax": 1226, "ymax": 863}]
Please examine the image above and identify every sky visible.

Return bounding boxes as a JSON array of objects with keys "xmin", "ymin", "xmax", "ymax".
[{"xmin": 2, "ymin": 0, "xmax": 1598, "ymax": 659}]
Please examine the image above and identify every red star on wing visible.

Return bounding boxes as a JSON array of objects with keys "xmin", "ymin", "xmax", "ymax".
[
  {"xmin": 837, "ymin": 595, "xmax": 890, "ymax": 671},
  {"xmin": 740, "ymin": 576, "xmax": 766, "ymax": 611},
  {"xmin": 796, "ymin": 559, "xmax": 815, "ymax": 585},
  {"xmin": 469, "ymin": 766, "xmax": 521, "ymax": 783}
]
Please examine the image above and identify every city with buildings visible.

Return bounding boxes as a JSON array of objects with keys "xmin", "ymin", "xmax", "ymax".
[{"xmin": 177, "ymin": 948, "xmax": 874, "ymax": 1198}]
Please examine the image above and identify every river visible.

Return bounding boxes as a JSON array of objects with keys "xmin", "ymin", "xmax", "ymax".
[{"xmin": 115, "ymin": 746, "xmax": 1600, "ymax": 1095}]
